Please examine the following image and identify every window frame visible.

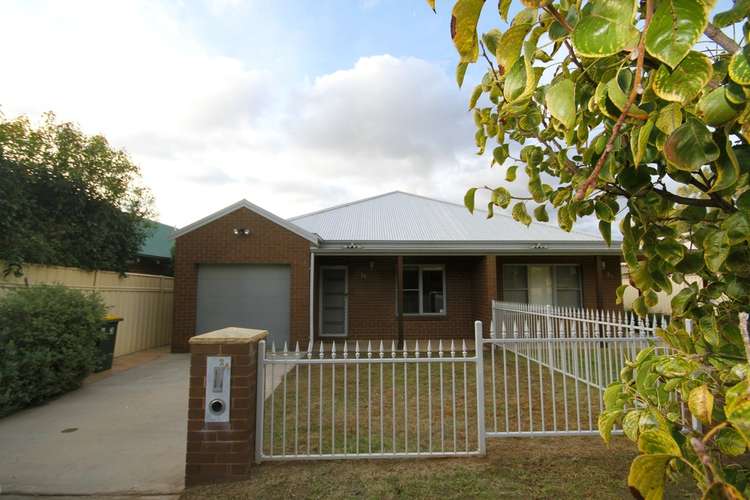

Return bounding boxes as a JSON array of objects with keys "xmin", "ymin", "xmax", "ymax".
[
  {"xmin": 501, "ymin": 263, "xmax": 583, "ymax": 307},
  {"xmin": 398, "ymin": 264, "xmax": 447, "ymax": 317}
]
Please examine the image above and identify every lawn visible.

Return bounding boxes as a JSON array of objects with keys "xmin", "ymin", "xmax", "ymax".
[{"xmin": 182, "ymin": 436, "xmax": 696, "ymax": 499}]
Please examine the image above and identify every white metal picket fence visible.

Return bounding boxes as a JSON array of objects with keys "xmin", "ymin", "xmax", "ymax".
[
  {"xmin": 486, "ymin": 301, "xmax": 662, "ymax": 437},
  {"xmin": 255, "ymin": 323, "xmax": 486, "ymax": 461},
  {"xmin": 255, "ymin": 302, "xmax": 664, "ymax": 462}
]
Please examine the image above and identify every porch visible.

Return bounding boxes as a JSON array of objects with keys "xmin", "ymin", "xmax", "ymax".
[{"xmin": 311, "ymin": 254, "xmax": 621, "ymax": 342}]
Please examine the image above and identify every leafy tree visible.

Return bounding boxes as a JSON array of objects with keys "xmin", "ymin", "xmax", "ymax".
[
  {"xmin": 0, "ymin": 112, "xmax": 153, "ymax": 274},
  {"xmin": 434, "ymin": 0, "xmax": 750, "ymax": 496}
]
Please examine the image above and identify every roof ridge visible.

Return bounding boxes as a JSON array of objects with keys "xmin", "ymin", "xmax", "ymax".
[{"xmin": 288, "ymin": 191, "xmax": 403, "ymax": 221}]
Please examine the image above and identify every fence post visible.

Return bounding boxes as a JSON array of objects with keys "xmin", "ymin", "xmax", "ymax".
[
  {"xmin": 474, "ymin": 320, "xmax": 486, "ymax": 456},
  {"xmin": 255, "ymin": 339, "xmax": 266, "ymax": 463}
]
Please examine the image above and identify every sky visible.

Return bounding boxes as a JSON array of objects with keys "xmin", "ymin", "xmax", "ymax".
[{"xmin": 1, "ymin": 0, "xmax": 581, "ymax": 231}]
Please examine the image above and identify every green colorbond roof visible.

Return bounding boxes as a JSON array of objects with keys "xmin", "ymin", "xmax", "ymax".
[{"xmin": 139, "ymin": 220, "xmax": 175, "ymax": 259}]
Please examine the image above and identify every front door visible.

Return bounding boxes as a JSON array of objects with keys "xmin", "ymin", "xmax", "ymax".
[{"xmin": 319, "ymin": 266, "xmax": 348, "ymax": 337}]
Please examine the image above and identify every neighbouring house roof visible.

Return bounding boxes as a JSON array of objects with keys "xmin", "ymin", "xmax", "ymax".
[
  {"xmin": 139, "ymin": 220, "xmax": 177, "ymax": 259},
  {"xmin": 175, "ymin": 192, "xmax": 620, "ymax": 255}
]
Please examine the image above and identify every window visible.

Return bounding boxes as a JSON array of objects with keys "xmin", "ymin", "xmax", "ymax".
[
  {"xmin": 502, "ymin": 264, "xmax": 582, "ymax": 307},
  {"xmin": 401, "ymin": 265, "xmax": 445, "ymax": 315}
]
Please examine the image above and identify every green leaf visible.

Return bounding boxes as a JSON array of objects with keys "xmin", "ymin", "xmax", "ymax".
[
  {"xmin": 545, "ymin": 78, "xmax": 576, "ymax": 129},
  {"xmin": 703, "ymin": 229, "xmax": 730, "ymax": 272},
  {"xmin": 688, "ymin": 384, "xmax": 714, "ymax": 425},
  {"xmin": 633, "ymin": 296, "xmax": 649, "ymax": 317},
  {"xmin": 512, "ymin": 201, "xmax": 532, "ymax": 226},
  {"xmin": 645, "ymin": 0, "xmax": 713, "ymax": 69},
  {"xmin": 723, "ymin": 211, "xmax": 750, "ymax": 244},
  {"xmin": 505, "ymin": 164, "xmax": 517, "ymax": 181},
  {"xmin": 652, "ymin": 51, "xmax": 713, "ymax": 103},
  {"xmin": 572, "ymin": 0, "xmax": 638, "ymax": 58},
  {"xmin": 671, "ymin": 287, "xmax": 696, "ymax": 316},
  {"xmin": 498, "ymin": 0, "xmax": 512, "ymax": 21},
  {"xmin": 599, "ymin": 220, "xmax": 612, "ymax": 246},
  {"xmin": 699, "ymin": 86, "xmax": 742, "ymax": 126},
  {"xmin": 456, "ymin": 61, "xmax": 469, "ymax": 87},
  {"xmin": 469, "ymin": 85, "xmax": 483, "ymax": 110},
  {"xmin": 534, "ymin": 204, "xmax": 549, "ymax": 222},
  {"xmin": 710, "ymin": 139, "xmax": 741, "ymax": 193},
  {"xmin": 496, "ymin": 22, "xmax": 532, "ymax": 72},
  {"xmin": 716, "ymin": 427, "xmax": 747, "ymax": 456},
  {"xmin": 491, "ymin": 187, "xmax": 512, "ymax": 208},
  {"xmin": 655, "ymin": 238, "xmax": 685, "ymax": 266},
  {"xmin": 714, "ymin": 0, "xmax": 750, "ymax": 27},
  {"xmin": 504, "ymin": 57, "xmax": 528, "ymax": 102},
  {"xmin": 628, "ymin": 454, "xmax": 674, "ymax": 500},
  {"xmin": 728, "ymin": 401, "xmax": 750, "ymax": 445},
  {"xmin": 481, "ymin": 28, "xmax": 503, "ymax": 56},
  {"xmin": 655, "ymin": 103, "xmax": 682, "ymax": 135},
  {"xmin": 599, "ymin": 409, "xmax": 623, "ymax": 444},
  {"xmin": 630, "ymin": 117, "xmax": 655, "ymax": 166},
  {"xmin": 450, "ymin": 0, "xmax": 486, "ymax": 63},
  {"xmin": 605, "ymin": 75, "xmax": 649, "ymax": 119},
  {"xmin": 604, "ymin": 383, "xmax": 625, "ymax": 410},
  {"xmin": 558, "ymin": 205, "xmax": 573, "ymax": 231},
  {"xmin": 729, "ymin": 48, "xmax": 750, "ymax": 85},
  {"xmin": 464, "ymin": 187, "xmax": 478, "ymax": 213},
  {"xmin": 638, "ymin": 429, "xmax": 682, "ymax": 456},
  {"xmin": 595, "ymin": 200, "xmax": 615, "ymax": 222},
  {"xmin": 623, "ymin": 410, "xmax": 642, "ymax": 441},
  {"xmin": 663, "ymin": 117, "xmax": 720, "ymax": 172}
]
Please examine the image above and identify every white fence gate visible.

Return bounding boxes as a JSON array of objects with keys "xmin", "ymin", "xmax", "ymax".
[{"xmin": 255, "ymin": 302, "xmax": 665, "ymax": 461}]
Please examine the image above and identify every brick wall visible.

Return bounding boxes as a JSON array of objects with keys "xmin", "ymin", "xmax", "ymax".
[
  {"xmin": 496, "ymin": 255, "xmax": 622, "ymax": 310},
  {"xmin": 185, "ymin": 331, "xmax": 264, "ymax": 486},
  {"xmin": 314, "ymin": 255, "xmax": 489, "ymax": 340},
  {"xmin": 172, "ymin": 208, "xmax": 311, "ymax": 352}
]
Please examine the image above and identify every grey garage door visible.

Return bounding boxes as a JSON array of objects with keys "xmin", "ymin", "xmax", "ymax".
[{"xmin": 196, "ymin": 264, "xmax": 290, "ymax": 346}]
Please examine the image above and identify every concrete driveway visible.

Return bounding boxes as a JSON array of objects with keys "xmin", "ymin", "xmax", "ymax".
[{"xmin": 0, "ymin": 353, "xmax": 189, "ymax": 497}]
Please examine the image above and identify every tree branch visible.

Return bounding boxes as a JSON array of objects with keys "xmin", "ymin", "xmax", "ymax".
[
  {"xmin": 479, "ymin": 40, "xmax": 501, "ymax": 81},
  {"xmin": 576, "ymin": 0, "xmax": 653, "ymax": 199},
  {"xmin": 704, "ymin": 22, "xmax": 741, "ymax": 54},
  {"xmin": 653, "ymin": 187, "xmax": 730, "ymax": 209}
]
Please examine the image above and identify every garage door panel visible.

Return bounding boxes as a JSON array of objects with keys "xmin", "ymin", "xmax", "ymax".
[{"xmin": 196, "ymin": 264, "xmax": 290, "ymax": 345}]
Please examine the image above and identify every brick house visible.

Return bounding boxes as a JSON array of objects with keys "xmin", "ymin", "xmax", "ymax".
[{"xmin": 171, "ymin": 191, "xmax": 621, "ymax": 352}]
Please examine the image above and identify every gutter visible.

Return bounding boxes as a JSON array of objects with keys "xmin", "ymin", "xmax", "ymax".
[{"xmin": 310, "ymin": 240, "xmax": 622, "ymax": 256}]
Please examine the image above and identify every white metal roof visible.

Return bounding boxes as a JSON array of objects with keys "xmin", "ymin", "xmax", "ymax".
[{"xmin": 290, "ymin": 191, "xmax": 604, "ymax": 243}]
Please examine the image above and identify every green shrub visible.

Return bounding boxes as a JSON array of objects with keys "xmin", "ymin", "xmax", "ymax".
[{"xmin": 0, "ymin": 284, "xmax": 106, "ymax": 417}]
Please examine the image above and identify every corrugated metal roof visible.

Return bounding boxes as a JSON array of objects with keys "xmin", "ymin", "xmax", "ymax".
[{"xmin": 289, "ymin": 191, "xmax": 602, "ymax": 242}]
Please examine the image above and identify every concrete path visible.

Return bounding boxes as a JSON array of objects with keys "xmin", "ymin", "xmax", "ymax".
[{"xmin": 0, "ymin": 353, "xmax": 189, "ymax": 497}]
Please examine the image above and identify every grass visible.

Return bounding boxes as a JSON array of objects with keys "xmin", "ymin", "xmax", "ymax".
[{"xmin": 182, "ymin": 436, "xmax": 696, "ymax": 499}]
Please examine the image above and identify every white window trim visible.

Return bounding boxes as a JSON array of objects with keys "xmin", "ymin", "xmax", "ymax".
[
  {"xmin": 319, "ymin": 265, "xmax": 348, "ymax": 337},
  {"xmin": 399, "ymin": 264, "xmax": 447, "ymax": 317},
  {"xmin": 502, "ymin": 263, "xmax": 583, "ymax": 307}
]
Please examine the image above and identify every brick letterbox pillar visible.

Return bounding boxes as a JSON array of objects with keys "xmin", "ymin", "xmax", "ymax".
[{"xmin": 185, "ymin": 327, "xmax": 267, "ymax": 487}]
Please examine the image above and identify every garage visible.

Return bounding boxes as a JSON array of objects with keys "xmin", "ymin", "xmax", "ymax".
[{"xmin": 196, "ymin": 264, "xmax": 291, "ymax": 346}]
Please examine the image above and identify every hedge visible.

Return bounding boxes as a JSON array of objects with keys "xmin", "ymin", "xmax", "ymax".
[{"xmin": 0, "ymin": 284, "xmax": 106, "ymax": 417}]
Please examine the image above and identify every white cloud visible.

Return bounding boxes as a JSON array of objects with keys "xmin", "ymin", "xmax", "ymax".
[{"xmin": 0, "ymin": 1, "xmax": 507, "ymax": 228}]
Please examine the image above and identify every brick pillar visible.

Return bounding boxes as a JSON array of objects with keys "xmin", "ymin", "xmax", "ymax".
[{"xmin": 185, "ymin": 327, "xmax": 267, "ymax": 487}]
